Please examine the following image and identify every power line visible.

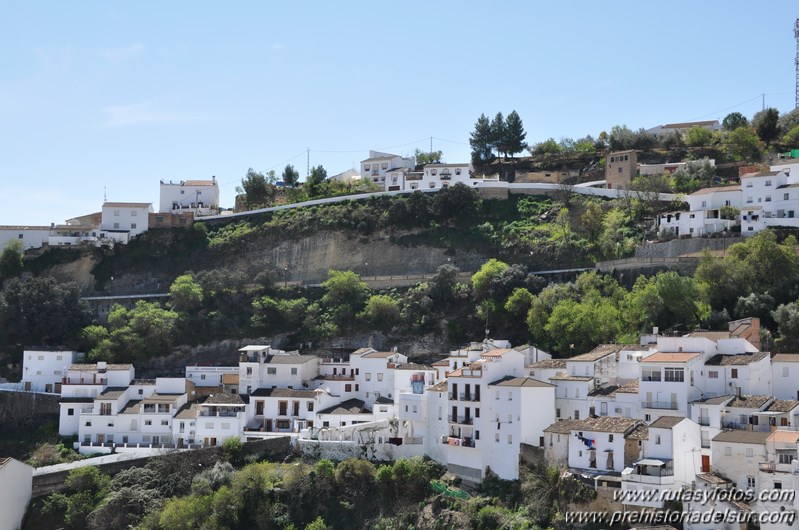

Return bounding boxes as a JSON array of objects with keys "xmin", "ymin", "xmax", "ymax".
[
  {"xmin": 220, "ymin": 150, "xmax": 307, "ymax": 185},
  {"xmin": 310, "ymin": 137, "xmax": 431, "ymax": 154},
  {"xmin": 691, "ymin": 95, "xmax": 763, "ymax": 120},
  {"xmin": 433, "ymin": 136, "xmax": 470, "ymax": 146}
]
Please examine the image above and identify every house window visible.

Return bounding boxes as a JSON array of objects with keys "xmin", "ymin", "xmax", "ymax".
[
  {"xmin": 365, "ymin": 373, "xmax": 371, "ymax": 381},
  {"xmin": 131, "ymin": 223, "xmax": 137, "ymax": 229},
  {"xmin": 783, "ymin": 367, "xmax": 789, "ymax": 377},
  {"xmin": 775, "ymin": 481, "xmax": 783, "ymax": 490},
  {"xmin": 609, "ymin": 434, "xmax": 614, "ymax": 442},
  {"xmin": 429, "ymin": 182, "xmax": 436, "ymax": 188},
  {"xmin": 291, "ymin": 368, "xmax": 298, "ymax": 375},
  {"xmin": 68, "ymin": 408, "xmax": 74, "ymax": 416},
  {"xmin": 377, "ymin": 373, "xmax": 383, "ymax": 381},
  {"xmin": 785, "ymin": 193, "xmax": 790, "ymax": 201},
  {"xmin": 131, "ymin": 210, "xmax": 137, "ymax": 217},
  {"xmin": 85, "ymin": 421, "xmax": 91, "ymax": 427},
  {"xmin": 702, "ymin": 200, "xmax": 707, "ymax": 208},
  {"xmin": 507, "ymin": 435, "xmax": 512, "ymax": 444},
  {"xmin": 574, "ymin": 411, "xmax": 580, "ymax": 420},
  {"xmin": 724, "ymin": 446, "xmax": 731, "ymax": 456},
  {"xmin": 766, "ymin": 180, "xmax": 772, "ymax": 186},
  {"xmin": 364, "ymin": 165, "xmax": 370, "ymax": 171},
  {"xmin": 618, "ymin": 167, "xmax": 623, "ymax": 173},
  {"xmin": 731, "ymin": 368, "xmax": 738, "ymax": 379},
  {"xmin": 17, "ymin": 234, "xmax": 22, "ymax": 239},
  {"xmin": 200, "ymin": 374, "xmax": 206, "ymax": 380},
  {"xmin": 161, "ymin": 420, "xmax": 168, "ymax": 426},
  {"xmin": 747, "ymin": 476, "xmax": 756, "ymax": 489},
  {"xmin": 246, "ymin": 367, "xmax": 253, "ymax": 375},
  {"xmin": 495, "ymin": 433, "xmax": 500, "ymax": 443},
  {"xmin": 114, "ymin": 210, "xmax": 120, "ymax": 216},
  {"xmin": 655, "ymin": 435, "xmax": 661, "ymax": 445},
  {"xmin": 145, "ymin": 420, "xmax": 152, "ymax": 426},
  {"xmin": 556, "ymin": 408, "xmax": 561, "ymax": 418},
  {"xmin": 778, "ymin": 452, "xmax": 793, "ymax": 464},
  {"xmin": 664, "ymin": 367, "xmax": 684, "ymax": 382},
  {"xmin": 345, "ymin": 384, "xmax": 352, "ymax": 392},
  {"xmin": 113, "ymin": 223, "xmax": 119, "ymax": 229},
  {"xmin": 355, "ymin": 384, "xmax": 359, "ymax": 391},
  {"xmin": 307, "ymin": 402, "xmax": 314, "ymax": 411},
  {"xmin": 708, "ymin": 371, "xmax": 718, "ymax": 379},
  {"xmin": 766, "ymin": 196, "xmax": 772, "ymax": 202},
  {"xmin": 267, "ymin": 367, "xmax": 277, "ymax": 375},
  {"xmin": 381, "ymin": 163, "xmax": 388, "ymax": 169}
]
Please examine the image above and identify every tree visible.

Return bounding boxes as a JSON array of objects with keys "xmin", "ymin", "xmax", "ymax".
[
  {"xmin": 282, "ymin": 164, "xmax": 300, "ymax": 187},
  {"xmin": 237, "ymin": 168, "xmax": 270, "ymax": 208},
  {"xmin": 490, "ymin": 112, "xmax": 506, "ymax": 158},
  {"xmin": 414, "ymin": 148, "xmax": 443, "ymax": 166},
  {"xmin": 89, "ymin": 301, "xmax": 178, "ymax": 362},
  {"xmin": 359, "ymin": 294, "xmax": 400, "ymax": 331},
  {"xmin": 722, "ymin": 112, "xmax": 748, "ymax": 132},
  {"xmin": 683, "ymin": 126, "xmax": 714, "ymax": 147},
  {"xmin": 469, "ymin": 113, "xmax": 494, "ymax": 167},
  {"xmin": 772, "ymin": 303, "xmax": 799, "ymax": 344},
  {"xmin": 321, "ymin": 270, "xmax": 369, "ymax": 331},
  {"xmin": 0, "ymin": 240, "xmax": 23, "ymax": 283},
  {"xmin": 434, "ymin": 182, "xmax": 481, "ymax": 221},
  {"xmin": 608, "ymin": 125, "xmax": 635, "ymax": 151},
  {"xmin": 778, "ymin": 108, "xmax": 799, "ymax": 137},
  {"xmin": 169, "ymin": 274, "xmax": 203, "ymax": 313},
  {"xmin": 503, "ymin": 110, "xmax": 527, "ymax": 158},
  {"xmin": 531, "ymin": 138, "xmax": 562, "ymax": 156},
  {"xmin": 724, "ymin": 126, "xmax": 762, "ymax": 161},
  {"xmin": 782, "ymin": 124, "xmax": 799, "ymax": 146},
  {"xmin": 308, "ymin": 165, "xmax": 328, "ymax": 186},
  {"xmin": 753, "ymin": 107, "xmax": 781, "ymax": 145},
  {"xmin": 471, "ymin": 259, "xmax": 509, "ymax": 302}
]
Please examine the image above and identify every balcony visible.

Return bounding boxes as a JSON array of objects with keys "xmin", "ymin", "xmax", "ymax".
[
  {"xmin": 458, "ymin": 393, "xmax": 480, "ymax": 402},
  {"xmin": 698, "ymin": 417, "xmax": 710, "ymax": 426},
  {"xmin": 449, "ymin": 415, "xmax": 473, "ymax": 425},
  {"xmin": 641, "ymin": 401, "xmax": 679, "ymax": 410},
  {"xmin": 199, "ymin": 409, "xmax": 240, "ymax": 417},
  {"xmin": 760, "ymin": 461, "xmax": 776, "ymax": 472},
  {"xmin": 442, "ymin": 436, "xmax": 475, "ymax": 448}
]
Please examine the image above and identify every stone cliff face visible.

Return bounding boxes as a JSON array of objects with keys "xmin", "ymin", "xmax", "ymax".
[{"xmin": 36, "ymin": 229, "xmax": 491, "ymax": 296}]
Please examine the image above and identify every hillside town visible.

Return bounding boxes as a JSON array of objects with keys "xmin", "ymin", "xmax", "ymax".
[{"xmin": 0, "ymin": 313, "xmax": 796, "ymax": 529}]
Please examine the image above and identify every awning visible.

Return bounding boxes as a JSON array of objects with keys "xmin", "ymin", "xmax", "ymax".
[{"xmin": 635, "ymin": 458, "xmax": 667, "ymax": 466}]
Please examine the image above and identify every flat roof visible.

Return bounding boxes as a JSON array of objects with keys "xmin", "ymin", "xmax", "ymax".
[
  {"xmin": 640, "ymin": 352, "xmax": 701, "ymax": 364},
  {"xmin": 689, "ymin": 186, "xmax": 741, "ymax": 196},
  {"xmin": 772, "ymin": 353, "xmax": 799, "ymax": 363},
  {"xmin": 103, "ymin": 202, "xmax": 152, "ymax": 207},
  {"xmin": 767, "ymin": 430, "xmax": 799, "ymax": 444}
]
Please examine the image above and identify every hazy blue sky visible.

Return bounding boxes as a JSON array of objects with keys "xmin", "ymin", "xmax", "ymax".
[{"xmin": 2, "ymin": 1, "xmax": 798, "ymax": 225}]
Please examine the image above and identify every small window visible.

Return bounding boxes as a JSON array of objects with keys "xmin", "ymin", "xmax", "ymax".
[
  {"xmin": 731, "ymin": 368, "xmax": 738, "ymax": 379},
  {"xmin": 708, "ymin": 371, "xmax": 718, "ymax": 379},
  {"xmin": 365, "ymin": 373, "xmax": 371, "ymax": 381},
  {"xmin": 783, "ymin": 367, "xmax": 790, "ymax": 377},
  {"xmin": 291, "ymin": 368, "xmax": 298, "ymax": 375},
  {"xmin": 113, "ymin": 223, "xmax": 119, "ymax": 229},
  {"xmin": 495, "ymin": 433, "xmax": 500, "ymax": 443},
  {"xmin": 345, "ymin": 384, "xmax": 352, "ymax": 392},
  {"xmin": 655, "ymin": 435, "xmax": 661, "ymax": 445},
  {"xmin": 161, "ymin": 420, "xmax": 168, "ymax": 426},
  {"xmin": 766, "ymin": 180, "xmax": 772, "ymax": 186},
  {"xmin": 267, "ymin": 367, "xmax": 277, "ymax": 375},
  {"xmin": 145, "ymin": 420, "xmax": 152, "ymax": 426},
  {"xmin": 724, "ymin": 446, "xmax": 731, "ymax": 456},
  {"xmin": 131, "ymin": 210, "xmax": 137, "ymax": 217},
  {"xmin": 364, "ymin": 164, "xmax": 370, "ymax": 171},
  {"xmin": 114, "ymin": 210, "xmax": 120, "ymax": 216},
  {"xmin": 785, "ymin": 193, "xmax": 790, "ymax": 201},
  {"xmin": 377, "ymin": 373, "xmax": 383, "ymax": 381},
  {"xmin": 507, "ymin": 434, "xmax": 512, "ymax": 445},
  {"xmin": 85, "ymin": 421, "xmax": 91, "ymax": 426},
  {"xmin": 609, "ymin": 434, "xmax": 614, "ymax": 442},
  {"xmin": 746, "ymin": 448, "xmax": 753, "ymax": 457},
  {"xmin": 68, "ymin": 408, "xmax": 74, "ymax": 416},
  {"xmin": 747, "ymin": 476, "xmax": 756, "ymax": 489},
  {"xmin": 429, "ymin": 182, "xmax": 436, "ymax": 188},
  {"xmin": 131, "ymin": 223, "xmax": 137, "ymax": 229}
]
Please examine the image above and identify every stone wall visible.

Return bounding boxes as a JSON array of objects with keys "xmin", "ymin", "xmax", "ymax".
[
  {"xmin": 634, "ymin": 236, "xmax": 743, "ymax": 258},
  {"xmin": 31, "ymin": 436, "xmax": 291, "ymax": 498}
]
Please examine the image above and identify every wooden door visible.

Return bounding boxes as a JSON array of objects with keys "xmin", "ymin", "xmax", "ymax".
[{"xmin": 701, "ymin": 454, "xmax": 710, "ymax": 472}]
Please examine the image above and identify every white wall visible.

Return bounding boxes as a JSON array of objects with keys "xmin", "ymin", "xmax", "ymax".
[
  {"xmin": 100, "ymin": 204, "xmax": 151, "ymax": 239},
  {"xmin": 0, "ymin": 458, "xmax": 33, "ymax": 530},
  {"xmin": 773, "ymin": 361, "xmax": 799, "ymax": 400},
  {"xmin": 186, "ymin": 366, "xmax": 238, "ymax": 387},
  {"xmin": 160, "ymin": 180, "xmax": 220, "ymax": 212},
  {"xmin": 22, "ymin": 350, "xmax": 82, "ymax": 392},
  {"xmin": 0, "ymin": 228, "xmax": 50, "ymax": 250}
]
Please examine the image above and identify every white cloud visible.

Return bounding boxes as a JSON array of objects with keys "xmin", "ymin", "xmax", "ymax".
[{"xmin": 101, "ymin": 42, "xmax": 144, "ymax": 60}]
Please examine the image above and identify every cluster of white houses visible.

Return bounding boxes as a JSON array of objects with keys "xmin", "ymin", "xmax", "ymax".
[
  {"xmin": 658, "ymin": 160, "xmax": 799, "ymax": 238},
  {"xmin": 0, "ymin": 178, "xmax": 220, "ymax": 251},
  {"xmin": 17, "ymin": 316, "xmax": 799, "ymax": 525}
]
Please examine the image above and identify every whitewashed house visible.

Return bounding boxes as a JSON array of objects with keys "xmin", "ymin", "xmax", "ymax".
[
  {"xmin": 195, "ymin": 393, "xmax": 247, "ymax": 447},
  {"xmin": 711, "ymin": 430, "xmax": 770, "ymax": 491},
  {"xmin": 360, "ymin": 151, "xmax": 416, "ymax": 191},
  {"xmin": 100, "ymin": 202, "xmax": 153, "ymax": 243},
  {"xmin": 0, "ymin": 458, "xmax": 33, "ymax": 530},
  {"xmin": 543, "ymin": 419, "xmax": 584, "ymax": 468},
  {"xmin": 772, "ymin": 354, "xmax": 799, "ymax": 401},
  {"xmin": 403, "ymin": 163, "xmax": 488, "ymax": 191},
  {"xmin": 567, "ymin": 417, "xmax": 645, "ymax": 479},
  {"xmin": 755, "ymin": 430, "xmax": 799, "ymax": 530},
  {"xmin": 639, "ymin": 351, "xmax": 705, "ymax": 422},
  {"xmin": 620, "ymin": 416, "xmax": 702, "ymax": 510},
  {"xmin": 185, "ymin": 365, "xmax": 239, "ymax": 388},
  {"xmin": 245, "ymin": 387, "xmax": 337, "ymax": 434},
  {"xmin": 238, "ymin": 345, "xmax": 320, "ymax": 395},
  {"xmin": 690, "ymin": 395, "xmax": 733, "ymax": 472},
  {"xmin": 21, "ymin": 349, "xmax": 84, "ymax": 393},
  {"xmin": 684, "ymin": 472, "xmax": 751, "ymax": 530},
  {"xmin": 159, "ymin": 178, "xmax": 219, "ymax": 214},
  {"xmin": 0, "ymin": 226, "xmax": 50, "ymax": 250},
  {"xmin": 658, "ymin": 185, "xmax": 741, "ymax": 238}
]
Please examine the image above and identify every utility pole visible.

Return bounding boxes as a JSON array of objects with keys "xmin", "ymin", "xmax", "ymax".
[
  {"xmin": 430, "ymin": 136, "xmax": 433, "ymax": 155},
  {"xmin": 762, "ymin": 93, "xmax": 766, "ymax": 111},
  {"xmin": 306, "ymin": 148, "xmax": 310, "ymax": 180},
  {"xmin": 795, "ymin": 17, "xmax": 799, "ymax": 108}
]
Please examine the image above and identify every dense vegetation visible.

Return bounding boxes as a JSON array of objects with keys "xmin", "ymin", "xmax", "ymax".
[{"xmin": 32, "ymin": 451, "xmax": 596, "ymax": 530}]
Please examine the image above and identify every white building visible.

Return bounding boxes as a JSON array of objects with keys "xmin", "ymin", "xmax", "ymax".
[
  {"xmin": 360, "ymin": 150, "xmax": 416, "ymax": 191},
  {"xmin": 0, "ymin": 226, "xmax": 51, "ymax": 251},
  {"xmin": 772, "ymin": 354, "xmax": 799, "ymax": 401},
  {"xmin": 620, "ymin": 416, "xmax": 702, "ymax": 510},
  {"xmin": 328, "ymin": 169, "xmax": 361, "ymax": 184},
  {"xmin": 238, "ymin": 345, "xmax": 320, "ymax": 395},
  {"xmin": 711, "ymin": 429, "xmax": 770, "ymax": 491},
  {"xmin": 755, "ymin": 430, "xmax": 799, "ymax": 530},
  {"xmin": 21, "ymin": 349, "xmax": 84, "ymax": 393},
  {"xmin": 567, "ymin": 416, "xmax": 644, "ymax": 478},
  {"xmin": 195, "ymin": 393, "xmax": 247, "ymax": 447},
  {"xmin": 185, "ymin": 365, "xmax": 239, "ymax": 388},
  {"xmin": 100, "ymin": 202, "xmax": 153, "ymax": 243},
  {"xmin": 658, "ymin": 185, "xmax": 740, "ymax": 238},
  {"xmin": 159, "ymin": 178, "xmax": 219, "ymax": 215},
  {"xmin": 0, "ymin": 458, "xmax": 33, "ymax": 530}
]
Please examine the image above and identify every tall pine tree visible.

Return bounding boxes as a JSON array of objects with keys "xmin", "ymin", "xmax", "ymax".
[
  {"xmin": 490, "ymin": 112, "xmax": 506, "ymax": 159},
  {"xmin": 504, "ymin": 110, "xmax": 527, "ymax": 158},
  {"xmin": 469, "ymin": 113, "xmax": 494, "ymax": 167}
]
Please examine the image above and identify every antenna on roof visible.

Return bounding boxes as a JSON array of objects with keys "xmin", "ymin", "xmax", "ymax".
[{"xmin": 104, "ymin": 186, "xmax": 107, "ymax": 203}]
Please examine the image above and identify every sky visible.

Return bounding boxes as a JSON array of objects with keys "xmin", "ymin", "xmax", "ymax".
[{"xmin": 2, "ymin": 1, "xmax": 798, "ymax": 226}]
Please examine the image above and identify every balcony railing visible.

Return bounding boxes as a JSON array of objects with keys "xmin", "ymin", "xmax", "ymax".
[
  {"xmin": 760, "ymin": 461, "xmax": 776, "ymax": 472},
  {"xmin": 457, "ymin": 393, "xmax": 480, "ymax": 402},
  {"xmin": 442, "ymin": 436, "xmax": 475, "ymax": 447},
  {"xmin": 641, "ymin": 401, "xmax": 679, "ymax": 410},
  {"xmin": 448, "ymin": 415, "xmax": 473, "ymax": 425}
]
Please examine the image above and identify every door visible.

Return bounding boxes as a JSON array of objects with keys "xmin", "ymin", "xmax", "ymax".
[
  {"xmin": 97, "ymin": 434, "xmax": 105, "ymax": 444},
  {"xmin": 265, "ymin": 419, "xmax": 273, "ymax": 432},
  {"xmin": 701, "ymin": 455, "xmax": 710, "ymax": 473}
]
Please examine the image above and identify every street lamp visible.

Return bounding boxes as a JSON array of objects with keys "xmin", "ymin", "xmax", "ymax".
[
  {"xmin": 364, "ymin": 262, "xmax": 368, "ymax": 277},
  {"xmin": 284, "ymin": 267, "xmax": 288, "ymax": 288}
]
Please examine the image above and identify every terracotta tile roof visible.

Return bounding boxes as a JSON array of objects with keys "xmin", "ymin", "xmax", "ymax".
[
  {"xmin": 772, "ymin": 354, "xmax": 799, "ymax": 363},
  {"xmin": 426, "ymin": 381, "xmax": 448, "ymax": 392},
  {"xmin": 527, "ymin": 359, "xmax": 567, "ymax": 369},
  {"xmin": 568, "ymin": 344, "xmax": 622, "ymax": 362},
  {"xmin": 589, "ymin": 385, "xmax": 620, "ymax": 397},
  {"xmin": 689, "ymin": 186, "xmax": 741, "ymax": 196},
  {"xmin": 69, "ymin": 363, "xmax": 133, "ymax": 371},
  {"xmin": 766, "ymin": 399, "xmax": 799, "ymax": 413},
  {"xmin": 692, "ymin": 395, "xmax": 733, "ymax": 405},
  {"xmin": 627, "ymin": 424, "xmax": 649, "ymax": 441},
  {"xmin": 649, "ymin": 416, "xmax": 686, "ymax": 429},
  {"xmin": 614, "ymin": 379, "xmax": 640, "ymax": 394},
  {"xmin": 686, "ymin": 330, "xmax": 732, "ymax": 340},
  {"xmin": 490, "ymin": 376, "xmax": 554, "ymax": 388},
  {"xmin": 568, "ymin": 416, "xmax": 642, "ymax": 434},
  {"xmin": 712, "ymin": 430, "xmax": 771, "ymax": 444},
  {"xmin": 705, "ymin": 353, "xmax": 768, "ymax": 366},
  {"xmin": 394, "ymin": 363, "xmax": 434, "ymax": 371},
  {"xmin": 432, "ymin": 361, "xmax": 450, "ymax": 366},
  {"xmin": 544, "ymin": 419, "xmax": 584, "ymax": 434},
  {"xmin": 481, "ymin": 348, "xmax": 512, "ymax": 358},
  {"xmin": 767, "ymin": 430, "xmax": 799, "ymax": 444},
  {"xmin": 727, "ymin": 395, "xmax": 771, "ymax": 409},
  {"xmin": 103, "ymin": 202, "xmax": 152, "ymax": 207},
  {"xmin": 351, "ymin": 348, "xmax": 374, "ymax": 355},
  {"xmin": 174, "ymin": 402, "xmax": 202, "ymax": 419},
  {"xmin": 361, "ymin": 351, "xmax": 399, "ymax": 359},
  {"xmin": 221, "ymin": 373, "xmax": 239, "ymax": 385},
  {"xmin": 640, "ymin": 352, "xmax": 701, "ymax": 364},
  {"xmin": 204, "ymin": 393, "xmax": 245, "ymax": 405},
  {"xmin": 696, "ymin": 472, "xmax": 730, "ymax": 486}
]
